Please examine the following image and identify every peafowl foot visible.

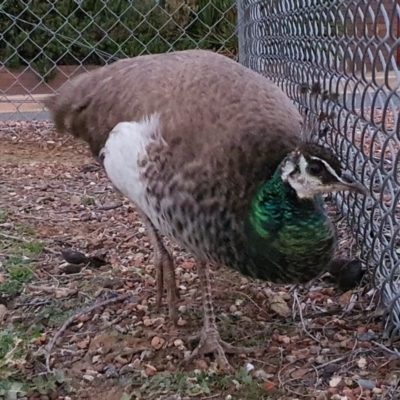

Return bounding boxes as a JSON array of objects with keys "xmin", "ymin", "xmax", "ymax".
[
  {"xmin": 139, "ymin": 211, "xmax": 180, "ymax": 324},
  {"xmin": 183, "ymin": 328, "xmax": 261, "ymax": 373}
]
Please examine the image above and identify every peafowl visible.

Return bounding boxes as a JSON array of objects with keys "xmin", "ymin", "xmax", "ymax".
[{"xmin": 44, "ymin": 49, "xmax": 367, "ymax": 371}]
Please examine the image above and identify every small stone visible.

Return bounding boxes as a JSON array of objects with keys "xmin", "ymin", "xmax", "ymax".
[
  {"xmin": 105, "ymin": 364, "xmax": 118, "ymax": 378},
  {"xmin": 114, "ymin": 355, "xmax": 129, "ymax": 365},
  {"xmin": 372, "ymin": 387, "xmax": 382, "ymax": 394},
  {"xmin": 177, "ymin": 318, "xmax": 187, "ymax": 326},
  {"xmin": 245, "ymin": 363, "xmax": 255, "ymax": 372},
  {"xmin": 229, "ymin": 305, "xmax": 237, "ymax": 313},
  {"xmin": 83, "ymin": 374, "xmax": 94, "ymax": 382},
  {"xmin": 357, "ymin": 379, "xmax": 376, "ymax": 390},
  {"xmin": 92, "ymin": 355, "xmax": 101, "ymax": 364},
  {"xmin": 178, "ymin": 305, "xmax": 187, "ymax": 313},
  {"xmin": 151, "ymin": 336, "xmax": 165, "ymax": 349},
  {"xmin": 145, "ymin": 364, "xmax": 157, "ymax": 377},
  {"xmin": 174, "ymin": 339, "xmax": 184, "ymax": 347}
]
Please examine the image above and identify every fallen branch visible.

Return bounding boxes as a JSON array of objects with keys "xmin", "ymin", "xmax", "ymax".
[
  {"xmin": 0, "ymin": 232, "xmax": 58, "ymax": 254},
  {"xmin": 45, "ymin": 293, "xmax": 131, "ymax": 372},
  {"xmin": 0, "ymin": 232, "xmax": 28, "ymax": 242},
  {"xmin": 27, "ymin": 284, "xmax": 78, "ymax": 298},
  {"xmin": 98, "ymin": 202, "xmax": 123, "ymax": 211}
]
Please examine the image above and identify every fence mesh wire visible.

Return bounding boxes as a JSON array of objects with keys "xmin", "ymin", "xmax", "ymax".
[
  {"xmin": 1, "ymin": 0, "xmax": 400, "ymax": 344},
  {"xmin": 238, "ymin": 0, "xmax": 400, "ymax": 342},
  {"xmin": 0, "ymin": 0, "xmax": 238, "ymax": 118}
]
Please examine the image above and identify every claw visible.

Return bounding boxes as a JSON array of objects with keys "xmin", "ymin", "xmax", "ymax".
[{"xmin": 182, "ymin": 328, "xmax": 261, "ymax": 372}]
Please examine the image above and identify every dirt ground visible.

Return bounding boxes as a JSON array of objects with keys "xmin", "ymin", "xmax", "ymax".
[{"xmin": 0, "ymin": 121, "xmax": 399, "ymax": 400}]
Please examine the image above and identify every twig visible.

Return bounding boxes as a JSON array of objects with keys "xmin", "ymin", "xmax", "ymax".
[
  {"xmin": 313, "ymin": 353, "xmax": 351, "ymax": 371},
  {"xmin": 97, "ymin": 202, "xmax": 123, "ymax": 211},
  {"xmin": 372, "ymin": 341, "xmax": 400, "ymax": 357},
  {"xmin": 292, "ymin": 289, "xmax": 320, "ymax": 343},
  {"xmin": 27, "ymin": 284, "xmax": 77, "ymax": 296},
  {"xmin": 0, "ymin": 232, "xmax": 29, "ymax": 242},
  {"xmin": 0, "ymin": 231, "xmax": 59, "ymax": 255},
  {"xmin": 45, "ymin": 293, "xmax": 131, "ymax": 372}
]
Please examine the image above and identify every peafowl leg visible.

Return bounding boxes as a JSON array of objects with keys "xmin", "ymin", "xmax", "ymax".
[
  {"xmin": 140, "ymin": 213, "xmax": 180, "ymax": 324},
  {"xmin": 185, "ymin": 262, "xmax": 260, "ymax": 372}
]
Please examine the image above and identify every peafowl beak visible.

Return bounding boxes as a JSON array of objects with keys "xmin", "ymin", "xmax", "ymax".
[{"xmin": 336, "ymin": 173, "xmax": 368, "ymax": 196}]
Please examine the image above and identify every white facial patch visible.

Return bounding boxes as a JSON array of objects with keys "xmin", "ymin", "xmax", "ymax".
[
  {"xmin": 284, "ymin": 154, "xmax": 344, "ymax": 199},
  {"xmin": 286, "ymin": 155, "xmax": 323, "ymax": 198},
  {"xmin": 310, "ymin": 156, "xmax": 346, "ymax": 184}
]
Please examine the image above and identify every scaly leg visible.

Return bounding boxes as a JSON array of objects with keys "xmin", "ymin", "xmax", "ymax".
[
  {"xmin": 184, "ymin": 262, "xmax": 260, "ymax": 372},
  {"xmin": 139, "ymin": 212, "xmax": 180, "ymax": 324}
]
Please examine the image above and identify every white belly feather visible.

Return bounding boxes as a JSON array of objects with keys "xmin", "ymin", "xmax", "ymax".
[{"xmin": 99, "ymin": 114, "xmax": 170, "ymax": 232}]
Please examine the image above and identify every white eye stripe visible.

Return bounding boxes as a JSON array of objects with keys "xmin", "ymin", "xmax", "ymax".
[{"xmin": 310, "ymin": 156, "xmax": 344, "ymax": 182}]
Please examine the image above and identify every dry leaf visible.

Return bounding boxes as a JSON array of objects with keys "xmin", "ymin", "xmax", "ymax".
[
  {"xmin": 0, "ymin": 304, "xmax": 8, "ymax": 320},
  {"xmin": 329, "ymin": 376, "xmax": 343, "ymax": 388},
  {"xmin": 338, "ymin": 290, "xmax": 353, "ymax": 306},
  {"xmin": 55, "ymin": 288, "xmax": 78, "ymax": 298},
  {"xmin": 264, "ymin": 382, "xmax": 278, "ymax": 392},
  {"xmin": 150, "ymin": 336, "xmax": 165, "ymax": 350},
  {"xmin": 269, "ymin": 294, "xmax": 291, "ymax": 317},
  {"xmin": 291, "ymin": 367, "xmax": 309, "ymax": 379},
  {"xmin": 357, "ymin": 357, "xmax": 367, "ymax": 369},
  {"xmin": 76, "ymin": 337, "xmax": 91, "ymax": 349}
]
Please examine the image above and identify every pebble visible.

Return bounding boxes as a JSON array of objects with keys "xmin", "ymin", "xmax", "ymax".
[
  {"xmin": 150, "ymin": 336, "xmax": 165, "ymax": 349},
  {"xmin": 119, "ymin": 364, "xmax": 136, "ymax": 375},
  {"xmin": 357, "ymin": 379, "xmax": 376, "ymax": 390},
  {"xmin": 253, "ymin": 369, "xmax": 272, "ymax": 381},
  {"xmin": 83, "ymin": 374, "xmax": 94, "ymax": 382},
  {"xmin": 229, "ymin": 305, "xmax": 237, "ymax": 313},
  {"xmin": 105, "ymin": 364, "xmax": 119, "ymax": 378},
  {"xmin": 310, "ymin": 345, "xmax": 320, "ymax": 355},
  {"xmin": 92, "ymin": 355, "xmax": 101, "ymax": 363}
]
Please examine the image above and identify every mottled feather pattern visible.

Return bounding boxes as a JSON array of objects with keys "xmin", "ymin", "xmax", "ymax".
[{"xmin": 44, "ymin": 49, "xmax": 337, "ymax": 285}]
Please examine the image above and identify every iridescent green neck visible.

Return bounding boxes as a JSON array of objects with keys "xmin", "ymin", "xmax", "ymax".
[
  {"xmin": 243, "ymin": 171, "xmax": 334, "ymax": 284},
  {"xmin": 249, "ymin": 171, "xmax": 321, "ymax": 240}
]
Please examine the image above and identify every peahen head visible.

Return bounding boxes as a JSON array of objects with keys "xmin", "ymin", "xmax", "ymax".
[{"xmin": 280, "ymin": 143, "xmax": 367, "ymax": 198}]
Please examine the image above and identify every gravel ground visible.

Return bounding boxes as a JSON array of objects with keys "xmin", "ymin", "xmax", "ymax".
[{"xmin": 0, "ymin": 121, "xmax": 399, "ymax": 400}]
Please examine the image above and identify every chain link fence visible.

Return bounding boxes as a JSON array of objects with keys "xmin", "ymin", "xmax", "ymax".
[
  {"xmin": 0, "ymin": 0, "xmax": 238, "ymax": 118},
  {"xmin": 237, "ymin": 0, "xmax": 400, "ymax": 344},
  {"xmin": 1, "ymin": 0, "xmax": 400, "ymax": 346}
]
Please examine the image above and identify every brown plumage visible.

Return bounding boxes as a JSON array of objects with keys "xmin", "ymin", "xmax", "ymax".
[{"xmin": 44, "ymin": 49, "xmax": 366, "ymax": 371}]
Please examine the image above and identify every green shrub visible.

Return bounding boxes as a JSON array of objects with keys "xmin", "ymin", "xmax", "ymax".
[{"xmin": 0, "ymin": 0, "xmax": 237, "ymax": 78}]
